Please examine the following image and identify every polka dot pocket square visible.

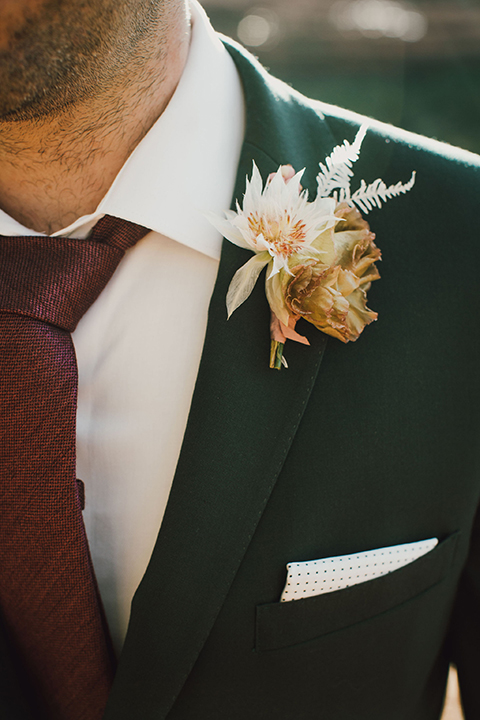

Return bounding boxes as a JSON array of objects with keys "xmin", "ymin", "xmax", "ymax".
[{"xmin": 280, "ymin": 537, "xmax": 438, "ymax": 602}]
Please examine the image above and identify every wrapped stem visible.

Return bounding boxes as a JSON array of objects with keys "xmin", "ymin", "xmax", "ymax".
[{"xmin": 270, "ymin": 340, "xmax": 284, "ymax": 370}]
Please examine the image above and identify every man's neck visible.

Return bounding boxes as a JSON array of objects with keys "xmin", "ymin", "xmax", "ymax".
[{"xmin": 0, "ymin": 14, "xmax": 191, "ymax": 235}]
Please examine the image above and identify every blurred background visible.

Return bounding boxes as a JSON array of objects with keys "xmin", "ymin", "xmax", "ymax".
[{"xmin": 201, "ymin": 0, "xmax": 480, "ymax": 155}]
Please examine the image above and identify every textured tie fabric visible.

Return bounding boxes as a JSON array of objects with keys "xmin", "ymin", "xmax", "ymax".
[{"xmin": 0, "ymin": 216, "xmax": 150, "ymax": 720}]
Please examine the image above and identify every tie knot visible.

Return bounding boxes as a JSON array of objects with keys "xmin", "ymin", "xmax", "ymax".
[{"xmin": 0, "ymin": 216, "xmax": 149, "ymax": 332}]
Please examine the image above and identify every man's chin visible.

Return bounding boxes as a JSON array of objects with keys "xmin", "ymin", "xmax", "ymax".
[{"xmin": 0, "ymin": 92, "xmax": 67, "ymax": 124}]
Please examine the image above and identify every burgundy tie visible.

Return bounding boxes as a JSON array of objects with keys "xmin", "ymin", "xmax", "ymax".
[{"xmin": 0, "ymin": 216, "xmax": 150, "ymax": 720}]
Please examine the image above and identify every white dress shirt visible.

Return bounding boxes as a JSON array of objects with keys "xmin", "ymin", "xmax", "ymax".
[{"xmin": 0, "ymin": 1, "xmax": 245, "ymax": 652}]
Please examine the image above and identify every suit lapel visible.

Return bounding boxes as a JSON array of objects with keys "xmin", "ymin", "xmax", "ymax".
[{"xmin": 104, "ymin": 41, "xmax": 336, "ymax": 720}]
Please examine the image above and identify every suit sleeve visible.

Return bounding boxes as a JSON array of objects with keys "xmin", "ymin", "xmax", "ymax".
[{"xmin": 450, "ymin": 502, "xmax": 480, "ymax": 718}]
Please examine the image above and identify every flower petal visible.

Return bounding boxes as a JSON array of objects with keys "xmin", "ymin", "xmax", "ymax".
[
  {"xmin": 226, "ymin": 252, "xmax": 271, "ymax": 318},
  {"xmin": 280, "ymin": 316, "xmax": 310, "ymax": 345},
  {"xmin": 203, "ymin": 210, "xmax": 251, "ymax": 249},
  {"xmin": 265, "ymin": 270, "xmax": 291, "ymax": 326},
  {"xmin": 243, "ymin": 162, "xmax": 264, "ymax": 216},
  {"xmin": 311, "ymin": 227, "xmax": 336, "ymax": 265},
  {"xmin": 270, "ymin": 313, "xmax": 310, "ymax": 346}
]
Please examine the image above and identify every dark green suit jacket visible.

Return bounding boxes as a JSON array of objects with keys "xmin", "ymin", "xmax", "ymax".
[{"xmin": 3, "ymin": 38, "xmax": 480, "ymax": 720}]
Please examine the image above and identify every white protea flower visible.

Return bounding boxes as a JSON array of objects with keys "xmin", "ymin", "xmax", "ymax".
[{"xmin": 207, "ymin": 162, "xmax": 338, "ymax": 318}]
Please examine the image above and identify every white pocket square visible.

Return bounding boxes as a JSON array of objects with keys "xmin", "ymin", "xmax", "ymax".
[{"xmin": 280, "ymin": 537, "xmax": 438, "ymax": 602}]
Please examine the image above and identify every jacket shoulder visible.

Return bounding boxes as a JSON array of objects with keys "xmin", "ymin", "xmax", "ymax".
[{"xmin": 223, "ymin": 35, "xmax": 480, "ymax": 178}]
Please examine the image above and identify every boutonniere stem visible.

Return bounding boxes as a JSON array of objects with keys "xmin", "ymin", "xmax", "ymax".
[{"xmin": 270, "ymin": 341, "xmax": 284, "ymax": 371}]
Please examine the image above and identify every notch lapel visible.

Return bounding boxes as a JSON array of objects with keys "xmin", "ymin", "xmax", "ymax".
[{"xmin": 104, "ymin": 41, "xmax": 337, "ymax": 720}]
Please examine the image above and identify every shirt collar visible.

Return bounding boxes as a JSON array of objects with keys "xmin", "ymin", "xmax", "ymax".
[{"xmin": 0, "ymin": 1, "xmax": 245, "ymax": 261}]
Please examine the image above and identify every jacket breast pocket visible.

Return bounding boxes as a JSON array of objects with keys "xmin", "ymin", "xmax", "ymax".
[{"xmin": 255, "ymin": 532, "xmax": 459, "ymax": 652}]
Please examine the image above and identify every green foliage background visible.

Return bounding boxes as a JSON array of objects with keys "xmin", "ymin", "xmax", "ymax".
[{"xmin": 204, "ymin": 2, "xmax": 480, "ymax": 155}]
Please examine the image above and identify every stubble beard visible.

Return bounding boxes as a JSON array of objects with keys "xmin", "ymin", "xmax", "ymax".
[{"xmin": 0, "ymin": 0, "xmax": 167, "ymax": 122}]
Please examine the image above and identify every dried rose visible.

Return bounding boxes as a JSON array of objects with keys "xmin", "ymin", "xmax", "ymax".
[{"xmin": 284, "ymin": 204, "xmax": 381, "ymax": 342}]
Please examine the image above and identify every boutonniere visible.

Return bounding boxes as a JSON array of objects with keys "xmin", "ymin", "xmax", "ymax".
[{"xmin": 209, "ymin": 125, "xmax": 415, "ymax": 369}]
